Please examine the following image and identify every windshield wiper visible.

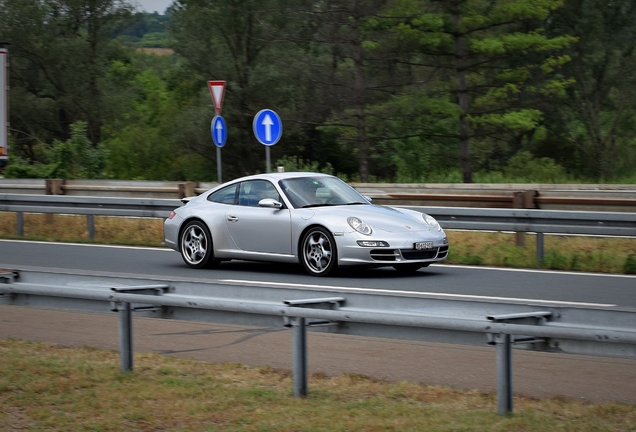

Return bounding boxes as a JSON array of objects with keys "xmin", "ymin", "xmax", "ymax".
[
  {"xmin": 301, "ymin": 203, "xmax": 331, "ymax": 208},
  {"xmin": 301, "ymin": 201, "xmax": 367, "ymax": 208}
]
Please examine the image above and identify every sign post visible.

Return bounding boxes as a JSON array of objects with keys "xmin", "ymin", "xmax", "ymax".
[
  {"xmin": 207, "ymin": 81, "xmax": 226, "ymax": 182},
  {"xmin": 253, "ymin": 109, "xmax": 282, "ymax": 173},
  {"xmin": 211, "ymin": 115, "xmax": 227, "ymax": 182},
  {"xmin": 0, "ymin": 43, "xmax": 8, "ymax": 170}
]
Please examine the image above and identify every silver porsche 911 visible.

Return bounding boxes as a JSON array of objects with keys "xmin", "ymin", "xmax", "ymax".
[{"xmin": 164, "ymin": 172, "xmax": 448, "ymax": 276}]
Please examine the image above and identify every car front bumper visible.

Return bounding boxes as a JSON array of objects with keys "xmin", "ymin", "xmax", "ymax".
[{"xmin": 335, "ymin": 231, "xmax": 449, "ymax": 266}]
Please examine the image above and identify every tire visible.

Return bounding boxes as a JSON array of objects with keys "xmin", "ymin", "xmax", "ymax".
[
  {"xmin": 179, "ymin": 220, "xmax": 219, "ymax": 269},
  {"xmin": 300, "ymin": 227, "xmax": 338, "ymax": 276}
]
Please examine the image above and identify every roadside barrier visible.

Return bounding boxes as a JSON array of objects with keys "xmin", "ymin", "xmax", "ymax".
[
  {"xmin": 1, "ymin": 193, "xmax": 635, "ymax": 261},
  {"xmin": 1, "ymin": 270, "xmax": 634, "ymax": 415}
]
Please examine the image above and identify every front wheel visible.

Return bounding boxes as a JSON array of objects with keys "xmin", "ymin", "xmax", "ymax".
[
  {"xmin": 179, "ymin": 220, "xmax": 219, "ymax": 269},
  {"xmin": 300, "ymin": 227, "xmax": 338, "ymax": 276}
]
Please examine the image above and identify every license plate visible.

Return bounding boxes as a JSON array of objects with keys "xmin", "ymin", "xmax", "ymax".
[{"xmin": 414, "ymin": 241, "xmax": 434, "ymax": 250}]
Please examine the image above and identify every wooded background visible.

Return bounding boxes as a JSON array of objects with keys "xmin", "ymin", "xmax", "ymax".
[{"xmin": 1, "ymin": 0, "xmax": 635, "ymax": 184}]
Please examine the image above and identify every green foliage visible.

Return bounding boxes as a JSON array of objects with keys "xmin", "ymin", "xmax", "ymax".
[
  {"xmin": 137, "ymin": 32, "xmax": 170, "ymax": 48},
  {"xmin": 47, "ymin": 123, "xmax": 107, "ymax": 179},
  {"xmin": 3, "ymin": 157, "xmax": 53, "ymax": 179},
  {"xmin": 1, "ymin": 2, "xmax": 635, "ymax": 184},
  {"xmin": 504, "ymin": 151, "xmax": 568, "ymax": 183},
  {"xmin": 4, "ymin": 122, "xmax": 106, "ymax": 179},
  {"xmin": 625, "ymin": 255, "xmax": 636, "ymax": 275},
  {"xmin": 102, "ymin": 64, "xmax": 185, "ymax": 180},
  {"xmin": 274, "ymin": 156, "xmax": 334, "ymax": 175}
]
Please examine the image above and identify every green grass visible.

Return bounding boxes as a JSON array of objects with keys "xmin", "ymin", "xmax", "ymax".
[
  {"xmin": 2, "ymin": 212, "xmax": 636, "ymax": 274},
  {"xmin": 1, "ymin": 339, "xmax": 634, "ymax": 431}
]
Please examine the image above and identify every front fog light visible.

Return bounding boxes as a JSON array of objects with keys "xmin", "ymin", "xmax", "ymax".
[{"xmin": 357, "ymin": 240, "xmax": 389, "ymax": 247}]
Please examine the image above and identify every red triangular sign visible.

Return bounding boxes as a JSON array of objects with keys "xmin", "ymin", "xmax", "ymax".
[{"xmin": 207, "ymin": 80, "xmax": 226, "ymax": 114}]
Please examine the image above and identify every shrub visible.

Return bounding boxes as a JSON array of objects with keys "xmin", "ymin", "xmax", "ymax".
[{"xmin": 624, "ymin": 255, "xmax": 636, "ymax": 274}]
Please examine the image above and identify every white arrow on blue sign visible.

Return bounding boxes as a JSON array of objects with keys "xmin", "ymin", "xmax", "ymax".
[
  {"xmin": 253, "ymin": 109, "xmax": 282, "ymax": 146},
  {"xmin": 211, "ymin": 115, "xmax": 227, "ymax": 147}
]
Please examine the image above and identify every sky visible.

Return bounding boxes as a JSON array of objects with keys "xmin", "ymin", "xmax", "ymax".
[{"xmin": 135, "ymin": 0, "xmax": 173, "ymax": 14}]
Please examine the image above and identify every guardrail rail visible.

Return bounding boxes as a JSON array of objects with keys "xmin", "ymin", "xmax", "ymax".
[
  {"xmin": 1, "ymin": 178, "xmax": 635, "ymax": 211},
  {"xmin": 1, "ymin": 193, "xmax": 635, "ymax": 260}
]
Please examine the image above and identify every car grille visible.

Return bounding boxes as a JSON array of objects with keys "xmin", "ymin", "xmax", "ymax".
[
  {"xmin": 370, "ymin": 245, "xmax": 449, "ymax": 262},
  {"xmin": 370, "ymin": 249, "xmax": 400, "ymax": 261}
]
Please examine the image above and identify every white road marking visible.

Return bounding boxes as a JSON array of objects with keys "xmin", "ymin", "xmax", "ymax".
[
  {"xmin": 0, "ymin": 239, "xmax": 172, "ymax": 251},
  {"xmin": 220, "ymin": 279, "xmax": 617, "ymax": 308},
  {"xmin": 442, "ymin": 263, "xmax": 636, "ymax": 279}
]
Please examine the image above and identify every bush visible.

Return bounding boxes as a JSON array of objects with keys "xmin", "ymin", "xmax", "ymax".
[
  {"xmin": 505, "ymin": 151, "xmax": 568, "ymax": 183},
  {"xmin": 624, "ymin": 255, "xmax": 636, "ymax": 274}
]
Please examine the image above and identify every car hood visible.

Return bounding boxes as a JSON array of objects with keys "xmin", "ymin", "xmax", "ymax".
[{"xmin": 312, "ymin": 204, "xmax": 437, "ymax": 233}]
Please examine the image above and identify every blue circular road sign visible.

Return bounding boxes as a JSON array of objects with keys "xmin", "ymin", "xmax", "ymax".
[
  {"xmin": 211, "ymin": 115, "xmax": 227, "ymax": 147},
  {"xmin": 253, "ymin": 109, "xmax": 282, "ymax": 146}
]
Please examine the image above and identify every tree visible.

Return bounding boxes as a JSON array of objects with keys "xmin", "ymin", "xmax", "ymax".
[
  {"xmin": 169, "ymin": 0, "xmax": 305, "ymax": 179},
  {"xmin": 384, "ymin": 0, "xmax": 575, "ymax": 182},
  {"xmin": 543, "ymin": 0, "xmax": 636, "ymax": 181},
  {"xmin": 0, "ymin": 0, "xmax": 137, "ymax": 160},
  {"xmin": 302, "ymin": 0, "xmax": 399, "ymax": 182}
]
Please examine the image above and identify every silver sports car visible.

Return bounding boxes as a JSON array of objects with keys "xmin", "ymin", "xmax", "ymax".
[{"xmin": 164, "ymin": 172, "xmax": 448, "ymax": 276}]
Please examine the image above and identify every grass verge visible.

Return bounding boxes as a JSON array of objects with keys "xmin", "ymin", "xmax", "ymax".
[
  {"xmin": 1, "ymin": 339, "xmax": 634, "ymax": 431},
  {"xmin": 1, "ymin": 212, "xmax": 636, "ymax": 274}
]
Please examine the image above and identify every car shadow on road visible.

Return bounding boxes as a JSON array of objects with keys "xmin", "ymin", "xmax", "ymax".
[{"xmin": 206, "ymin": 260, "xmax": 445, "ymax": 280}]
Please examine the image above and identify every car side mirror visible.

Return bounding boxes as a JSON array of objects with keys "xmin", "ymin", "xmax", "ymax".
[{"xmin": 258, "ymin": 198, "xmax": 283, "ymax": 209}]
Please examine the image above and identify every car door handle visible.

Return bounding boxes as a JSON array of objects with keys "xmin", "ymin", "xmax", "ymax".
[{"xmin": 227, "ymin": 215, "xmax": 239, "ymax": 223}]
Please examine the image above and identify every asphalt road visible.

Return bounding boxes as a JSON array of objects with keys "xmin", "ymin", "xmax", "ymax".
[
  {"xmin": 2, "ymin": 239, "xmax": 635, "ymax": 405},
  {"xmin": 1, "ymin": 239, "xmax": 635, "ymax": 308}
]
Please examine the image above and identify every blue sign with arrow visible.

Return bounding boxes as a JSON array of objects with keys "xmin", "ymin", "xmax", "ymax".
[
  {"xmin": 211, "ymin": 115, "xmax": 227, "ymax": 148},
  {"xmin": 253, "ymin": 109, "xmax": 282, "ymax": 146}
]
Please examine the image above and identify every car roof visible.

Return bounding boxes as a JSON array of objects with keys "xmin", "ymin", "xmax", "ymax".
[{"xmin": 230, "ymin": 172, "xmax": 334, "ymax": 183}]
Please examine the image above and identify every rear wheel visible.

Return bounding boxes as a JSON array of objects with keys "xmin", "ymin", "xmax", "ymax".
[
  {"xmin": 180, "ymin": 220, "xmax": 219, "ymax": 269},
  {"xmin": 300, "ymin": 227, "xmax": 338, "ymax": 276}
]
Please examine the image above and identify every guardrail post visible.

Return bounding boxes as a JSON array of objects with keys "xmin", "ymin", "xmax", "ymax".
[
  {"xmin": 513, "ymin": 192, "xmax": 525, "ymax": 247},
  {"xmin": 536, "ymin": 232, "xmax": 545, "ymax": 263},
  {"xmin": 487, "ymin": 311, "xmax": 552, "ymax": 416},
  {"xmin": 513, "ymin": 190, "xmax": 538, "ymax": 247},
  {"xmin": 45, "ymin": 179, "xmax": 64, "ymax": 195},
  {"xmin": 284, "ymin": 297, "xmax": 345, "ymax": 398},
  {"xmin": 118, "ymin": 301, "xmax": 134, "ymax": 372},
  {"xmin": 87, "ymin": 214, "xmax": 95, "ymax": 240},
  {"xmin": 17, "ymin": 211, "xmax": 24, "ymax": 236},
  {"xmin": 291, "ymin": 317, "xmax": 308, "ymax": 397},
  {"xmin": 495, "ymin": 333, "xmax": 513, "ymax": 415},
  {"xmin": 111, "ymin": 285, "xmax": 169, "ymax": 372},
  {"xmin": 45, "ymin": 179, "xmax": 64, "ymax": 226},
  {"xmin": 178, "ymin": 182, "xmax": 197, "ymax": 199}
]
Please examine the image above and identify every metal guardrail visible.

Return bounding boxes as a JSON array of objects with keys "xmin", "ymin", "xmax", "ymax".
[
  {"xmin": 1, "ymin": 194, "xmax": 635, "ymax": 260},
  {"xmin": 0, "ymin": 269, "xmax": 635, "ymax": 415},
  {"xmin": 1, "ymin": 178, "xmax": 635, "ymax": 211}
]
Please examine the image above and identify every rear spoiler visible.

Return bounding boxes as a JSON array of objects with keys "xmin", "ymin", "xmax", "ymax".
[{"xmin": 181, "ymin": 197, "xmax": 194, "ymax": 205}]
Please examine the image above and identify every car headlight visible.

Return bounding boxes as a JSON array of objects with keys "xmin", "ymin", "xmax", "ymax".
[
  {"xmin": 348, "ymin": 217, "xmax": 372, "ymax": 235},
  {"xmin": 423, "ymin": 214, "xmax": 442, "ymax": 232}
]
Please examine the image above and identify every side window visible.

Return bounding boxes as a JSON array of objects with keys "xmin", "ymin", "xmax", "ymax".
[
  {"xmin": 238, "ymin": 180, "xmax": 281, "ymax": 207},
  {"xmin": 207, "ymin": 184, "xmax": 238, "ymax": 204}
]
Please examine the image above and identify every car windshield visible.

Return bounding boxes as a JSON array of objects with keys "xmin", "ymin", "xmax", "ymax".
[{"xmin": 279, "ymin": 176, "xmax": 369, "ymax": 208}]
